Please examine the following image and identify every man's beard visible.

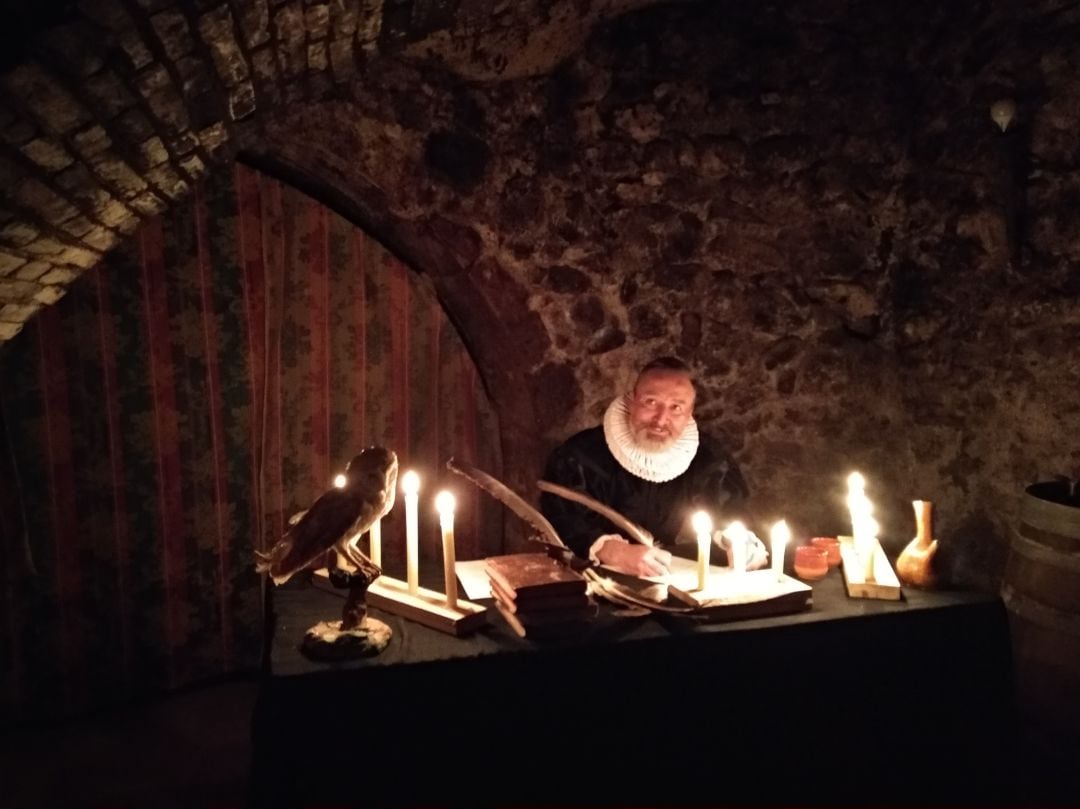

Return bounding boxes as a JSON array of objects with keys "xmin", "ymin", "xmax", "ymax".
[{"xmin": 630, "ymin": 424, "xmax": 679, "ymax": 452}]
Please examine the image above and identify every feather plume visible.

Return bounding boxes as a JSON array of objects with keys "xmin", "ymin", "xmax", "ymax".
[
  {"xmin": 447, "ymin": 459, "xmax": 702, "ymax": 615},
  {"xmin": 582, "ymin": 569, "xmax": 694, "ymax": 614},
  {"xmin": 536, "ymin": 480, "xmax": 655, "ymax": 547},
  {"xmin": 446, "ymin": 458, "xmax": 568, "ymax": 551}
]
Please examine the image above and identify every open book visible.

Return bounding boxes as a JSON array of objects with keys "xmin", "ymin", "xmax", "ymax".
[{"xmin": 601, "ymin": 553, "xmax": 812, "ymax": 615}]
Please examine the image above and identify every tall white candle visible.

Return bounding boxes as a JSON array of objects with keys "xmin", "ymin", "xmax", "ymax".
[
  {"xmin": 724, "ymin": 520, "xmax": 749, "ymax": 574},
  {"xmin": 369, "ymin": 518, "xmax": 382, "ymax": 567},
  {"xmin": 691, "ymin": 510, "xmax": 713, "ymax": 591},
  {"xmin": 402, "ymin": 470, "xmax": 420, "ymax": 594},
  {"xmin": 770, "ymin": 520, "xmax": 791, "ymax": 581},
  {"xmin": 435, "ymin": 490, "xmax": 458, "ymax": 610},
  {"xmin": 848, "ymin": 471, "xmax": 879, "ymax": 582},
  {"xmin": 846, "ymin": 471, "xmax": 866, "ymax": 537},
  {"xmin": 861, "ymin": 516, "xmax": 880, "ymax": 582}
]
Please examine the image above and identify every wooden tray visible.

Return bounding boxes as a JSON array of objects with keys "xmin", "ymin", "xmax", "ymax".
[{"xmin": 838, "ymin": 536, "xmax": 902, "ymax": 600}]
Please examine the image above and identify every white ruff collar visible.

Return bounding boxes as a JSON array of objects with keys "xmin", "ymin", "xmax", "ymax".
[{"xmin": 603, "ymin": 394, "xmax": 699, "ymax": 483}]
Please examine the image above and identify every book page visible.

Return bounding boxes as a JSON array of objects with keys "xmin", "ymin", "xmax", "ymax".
[
  {"xmin": 602, "ymin": 553, "xmax": 728, "ymax": 589},
  {"xmin": 454, "ymin": 559, "xmax": 492, "ymax": 599}
]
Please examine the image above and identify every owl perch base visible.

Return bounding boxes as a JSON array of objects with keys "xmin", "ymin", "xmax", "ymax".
[
  {"xmin": 366, "ymin": 576, "xmax": 488, "ymax": 636},
  {"xmin": 300, "ymin": 567, "xmax": 389, "ymax": 660},
  {"xmin": 300, "ymin": 616, "xmax": 392, "ymax": 661}
]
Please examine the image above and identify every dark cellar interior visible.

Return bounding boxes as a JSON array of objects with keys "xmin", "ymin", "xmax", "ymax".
[{"xmin": 1, "ymin": 0, "xmax": 1079, "ymax": 807}]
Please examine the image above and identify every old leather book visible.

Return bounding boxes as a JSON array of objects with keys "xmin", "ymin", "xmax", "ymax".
[
  {"xmin": 484, "ymin": 553, "xmax": 587, "ymax": 600},
  {"xmin": 492, "ymin": 595, "xmax": 598, "ymax": 638},
  {"xmin": 489, "ymin": 576, "xmax": 592, "ymax": 613}
]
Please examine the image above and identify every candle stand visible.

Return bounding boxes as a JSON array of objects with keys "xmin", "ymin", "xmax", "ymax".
[
  {"xmin": 366, "ymin": 575, "xmax": 488, "ymax": 636},
  {"xmin": 838, "ymin": 536, "xmax": 901, "ymax": 600}
]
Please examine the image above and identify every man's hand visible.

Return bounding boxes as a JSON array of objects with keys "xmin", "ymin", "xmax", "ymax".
[
  {"xmin": 596, "ymin": 538, "xmax": 673, "ymax": 578},
  {"xmin": 713, "ymin": 529, "xmax": 769, "ymax": 570},
  {"xmin": 744, "ymin": 534, "xmax": 769, "ymax": 570}
]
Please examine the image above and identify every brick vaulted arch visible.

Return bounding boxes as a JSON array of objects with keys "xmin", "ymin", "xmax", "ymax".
[
  {"xmin": 0, "ymin": 0, "xmax": 652, "ymax": 342},
  {"xmin": 0, "ymin": 1, "xmax": 655, "ymax": 502}
]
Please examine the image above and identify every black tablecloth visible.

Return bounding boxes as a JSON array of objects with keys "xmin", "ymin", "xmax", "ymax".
[{"xmin": 251, "ymin": 569, "xmax": 1019, "ymax": 808}]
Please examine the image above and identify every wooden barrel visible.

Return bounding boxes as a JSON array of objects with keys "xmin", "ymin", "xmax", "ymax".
[{"xmin": 1001, "ymin": 480, "xmax": 1080, "ymax": 751}]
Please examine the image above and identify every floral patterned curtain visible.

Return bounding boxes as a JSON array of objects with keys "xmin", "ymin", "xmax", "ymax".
[{"xmin": 0, "ymin": 164, "xmax": 502, "ymax": 726}]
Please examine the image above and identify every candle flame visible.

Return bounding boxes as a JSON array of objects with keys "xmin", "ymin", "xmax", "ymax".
[
  {"xmin": 723, "ymin": 520, "xmax": 748, "ymax": 543},
  {"xmin": 770, "ymin": 520, "xmax": 791, "ymax": 545},
  {"xmin": 691, "ymin": 510, "xmax": 713, "ymax": 535},
  {"xmin": 847, "ymin": 471, "xmax": 881, "ymax": 541},
  {"xmin": 402, "ymin": 469, "xmax": 420, "ymax": 495},
  {"xmin": 846, "ymin": 471, "xmax": 865, "ymax": 493},
  {"xmin": 333, "ymin": 473, "xmax": 347, "ymax": 489},
  {"xmin": 435, "ymin": 490, "xmax": 456, "ymax": 516}
]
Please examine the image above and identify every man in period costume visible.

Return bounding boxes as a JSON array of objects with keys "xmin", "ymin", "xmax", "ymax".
[{"xmin": 540, "ymin": 356, "xmax": 765, "ymax": 577}]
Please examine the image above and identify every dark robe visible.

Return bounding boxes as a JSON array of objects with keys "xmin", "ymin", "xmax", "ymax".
[{"xmin": 539, "ymin": 426, "xmax": 750, "ymax": 559}]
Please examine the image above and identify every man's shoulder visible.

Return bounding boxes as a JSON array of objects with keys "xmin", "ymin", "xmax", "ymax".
[
  {"xmin": 544, "ymin": 425, "xmax": 613, "ymax": 477},
  {"xmin": 694, "ymin": 431, "xmax": 727, "ymax": 457},
  {"xmin": 689, "ymin": 430, "xmax": 749, "ymax": 497},
  {"xmin": 552, "ymin": 424, "xmax": 605, "ymax": 454},
  {"xmin": 691, "ymin": 431, "xmax": 740, "ymax": 469}
]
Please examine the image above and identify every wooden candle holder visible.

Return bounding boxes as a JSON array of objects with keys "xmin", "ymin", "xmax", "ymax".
[
  {"xmin": 838, "ymin": 536, "xmax": 901, "ymax": 600},
  {"xmin": 365, "ymin": 575, "xmax": 488, "ymax": 636}
]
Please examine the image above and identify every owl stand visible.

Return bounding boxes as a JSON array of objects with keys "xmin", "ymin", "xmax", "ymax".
[{"xmin": 301, "ymin": 552, "xmax": 392, "ymax": 661}]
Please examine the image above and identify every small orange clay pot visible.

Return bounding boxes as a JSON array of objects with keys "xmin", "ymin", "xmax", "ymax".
[
  {"xmin": 810, "ymin": 537, "xmax": 842, "ymax": 568},
  {"xmin": 794, "ymin": 546, "xmax": 829, "ymax": 581}
]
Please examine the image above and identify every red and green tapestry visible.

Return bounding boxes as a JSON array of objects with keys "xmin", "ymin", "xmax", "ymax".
[{"xmin": 0, "ymin": 164, "xmax": 502, "ymax": 726}]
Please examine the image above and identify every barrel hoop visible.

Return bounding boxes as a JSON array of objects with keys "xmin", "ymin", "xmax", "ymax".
[
  {"xmin": 1020, "ymin": 499, "xmax": 1080, "ymax": 540},
  {"xmin": 1002, "ymin": 585, "xmax": 1080, "ymax": 637},
  {"xmin": 1017, "ymin": 522, "xmax": 1080, "ymax": 560}
]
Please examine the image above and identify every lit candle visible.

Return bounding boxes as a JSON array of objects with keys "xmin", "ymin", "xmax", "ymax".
[
  {"xmin": 334, "ymin": 470, "xmax": 361, "ymax": 568},
  {"xmin": 435, "ymin": 490, "xmax": 458, "ymax": 610},
  {"xmin": 724, "ymin": 520, "xmax": 749, "ymax": 574},
  {"xmin": 402, "ymin": 470, "xmax": 420, "ymax": 594},
  {"xmin": 691, "ymin": 510, "xmax": 713, "ymax": 591},
  {"xmin": 861, "ymin": 516, "xmax": 880, "ymax": 582},
  {"xmin": 770, "ymin": 520, "xmax": 791, "ymax": 581},
  {"xmin": 369, "ymin": 518, "xmax": 382, "ymax": 567},
  {"xmin": 848, "ymin": 471, "xmax": 878, "ymax": 582},
  {"xmin": 846, "ymin": 471, "xmax": 866, "ymax": 536}
]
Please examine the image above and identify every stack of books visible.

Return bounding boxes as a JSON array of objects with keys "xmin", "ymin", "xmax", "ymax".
[{"xmin": 484, "ymin": 553, "xmax": 595, "ymax": 638}]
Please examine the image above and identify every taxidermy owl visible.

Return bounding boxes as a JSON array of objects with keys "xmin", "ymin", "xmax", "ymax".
[{"xmin": 256, "ymin": 446, "xmax": 398, "ymax": 585}]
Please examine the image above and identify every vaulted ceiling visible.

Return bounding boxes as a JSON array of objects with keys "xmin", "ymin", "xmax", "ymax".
[
  {"xmin": 3, "ymin": 0, "xmax": 1079, "ymax": 591},
  {"xmin": 0, "ymin": 0, "xmax": 659, "ymax": 341}
]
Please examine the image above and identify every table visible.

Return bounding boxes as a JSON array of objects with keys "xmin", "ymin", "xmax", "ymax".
[{"xmin": 250, "ymin": 568, "xmax": 1019, "ymax": 807}]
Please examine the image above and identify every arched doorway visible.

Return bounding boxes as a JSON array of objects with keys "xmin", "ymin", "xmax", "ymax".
[{"xmin": 0, "ymin": 162, "xmax": 503, "ymax": 724}]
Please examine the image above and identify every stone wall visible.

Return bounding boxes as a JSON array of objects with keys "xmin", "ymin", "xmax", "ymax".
[
  {"xmin": 248, "ymin": 1, "xmax": 1080, "ymax": 588},
  {"xmin": 2, "ymin": 0, "xmax": 1079, "ymax": 588}
]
